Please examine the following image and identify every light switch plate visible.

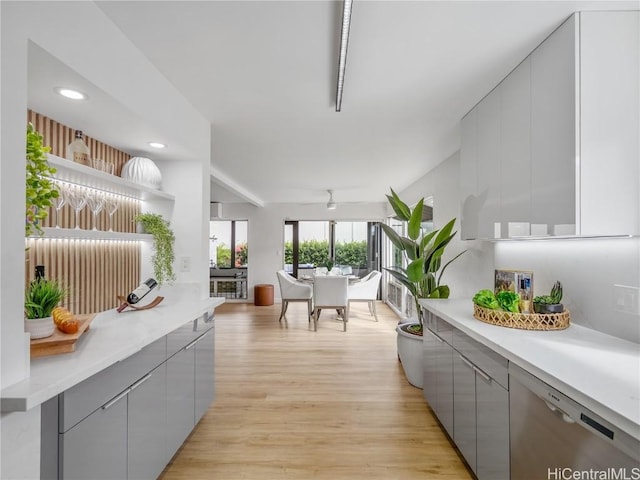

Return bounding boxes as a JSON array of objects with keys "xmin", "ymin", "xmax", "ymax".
[
  {"xmin": 180, "ymin": 256, "xmax": 191, "ymax": 272},
  {"xmin": 614, "ymin": 284, "xmax": 640, "ymax": 315}
]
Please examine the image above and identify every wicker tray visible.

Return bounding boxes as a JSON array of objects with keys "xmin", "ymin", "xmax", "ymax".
[{"xmin": 473, "ymin": 304, "xmax": 570, "ymax": 331}]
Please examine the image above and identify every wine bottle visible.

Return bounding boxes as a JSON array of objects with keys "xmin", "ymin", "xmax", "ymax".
[
  {"xmin": 117, "ymin": 278, "xmax": 157, "ymax": 312},
  {"xmin": 66, "ymin": 130, "xmax": 91, "ymax": 166}
]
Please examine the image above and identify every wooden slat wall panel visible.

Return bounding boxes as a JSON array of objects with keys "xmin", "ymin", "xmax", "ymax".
[
  {"xmin": 28, "ymin": 110, "xmax": 131, "ymax": 176},
  {"xmin": 26, "ymin": 111, "xmax": 142, "ymax": 315},
  {"xmin": 25, "ymin": 239, "xmax": 140, "ymax": 315}
]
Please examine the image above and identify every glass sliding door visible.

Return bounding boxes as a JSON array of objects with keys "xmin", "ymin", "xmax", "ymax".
[
  {"xmin": 334, "ymin": 221, "xmax": 380, "ymax": 277},
  {"xmin": 284, "ymin": 221, "xmax": 330, "ymax": 277},
  {"xmin": 209, "ymin": 220, "xmax": 248, "ymax": 299}
]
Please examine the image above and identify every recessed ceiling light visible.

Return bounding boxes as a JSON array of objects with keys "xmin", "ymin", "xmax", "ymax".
[
  {"xmin": 148, "ymin": 142, "xmax": 166, "ymax": 149},
  {"xmin": 54, "ymin": 87, "xmax": 87, "ymax": 100}
]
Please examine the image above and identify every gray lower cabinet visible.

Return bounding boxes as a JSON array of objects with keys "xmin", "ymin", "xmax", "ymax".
[
  {"xmin": 195, "ymin": 329, "xmax": 215, "ymax": 421},
  {"xmin": 128, "ymin": 363, "xmax": 167, "ymax": 480},
  {"xmin": 476, "ymin": 370, "xmax": 509, "ymax": 479},
  {"xmin": 423, "ymin": 327, "xmax": 454, "ymax": 437},
  {"xmin": 453, "ymin": 354, "xmax": 477, "ymax": 472},
  {"xmin": 166, "ymin": 344, "xmax": 196, "ymax": 458},
  {"xmin": 59, "ymin": 389, "xmax": 128, "ymax": 480}
]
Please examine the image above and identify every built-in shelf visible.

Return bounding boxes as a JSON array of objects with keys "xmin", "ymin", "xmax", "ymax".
[
  {"xmin": 30, "ymin": 227, "xmax": 153, "ymax": 241},
  {"xmin": 47, "ymin": 154, "xmax": 175, "ymax": 202}
]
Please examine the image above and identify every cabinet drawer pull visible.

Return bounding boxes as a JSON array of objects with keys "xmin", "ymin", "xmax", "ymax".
[
  {"xmin": 427, "ymin": 330, "xmax": 444, "ymax": 343},
  {"xmin": 185, "ymin": 332, "xmax": 209, "ymax": 350},
  {"xmin": 129, "ymin": 373, "xmax": 153, "ymax": 392},
  {"xmin": 459, "ymin": 355, "xmax": 475, "ymax": 370},
  {"xmin": 474, "ymin": 365, "xmax": 492, "ymax": 383},
  {"xmin": 102, "ymin": 388, "xmax": 131, "ymax": 410},
  {"xmin": 459, "ymin": 355, "xmax": 492, "ymax": 383}
]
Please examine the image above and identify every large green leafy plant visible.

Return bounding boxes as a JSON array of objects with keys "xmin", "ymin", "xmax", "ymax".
[
  {"xmin": 381, "ymin": 189, "xmax": 466, "ymax": 332},
  {"xmin": 135, "ymin": 213, "xmax": 176, "ymax": 285},
  {"xmin": 26, "ymin": 123, "xmax": 58, "ymax": 236}
]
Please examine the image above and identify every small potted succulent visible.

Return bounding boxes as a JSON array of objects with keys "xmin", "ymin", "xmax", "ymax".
[
  {"xmin": 533, "ymin": 281, "xmax": 564, "ymax": 314},
  {"xmin": 24, "ymin": 278, "xmax": 66, "ymax": 339}
]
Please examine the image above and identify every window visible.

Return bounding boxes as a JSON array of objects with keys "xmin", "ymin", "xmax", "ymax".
[{"xmin": 284, "ymin": 221, "xmax": 380, "ymax": 280}]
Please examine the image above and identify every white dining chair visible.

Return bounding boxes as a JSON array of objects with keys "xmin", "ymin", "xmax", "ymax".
[
  {"xmin": 347, "ymin": 270, "xmax": 382, "ymax": 321},
  {"xmin": 276, "ymin": 270, "xmax": 313, "ymax": 325},
  {"xmin": 312, "ymin": 275, "xmax": 349, "ymax": 332}
]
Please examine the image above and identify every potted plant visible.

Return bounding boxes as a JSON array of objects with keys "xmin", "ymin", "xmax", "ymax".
[
  {"xmin": 24, "ymin": 277, "xmax": 66, "ymax": 339},
  {"xmin": 26, "ymin": 123, "xmax": 59, "ymax": 236},
  {"xmin": 381, "ymin": 188, "xmax": 466, "ymax": 387},
  {"xmin": 533, "ymin": 281, "xmax": 564, "ymax": 314},
  {"xmin": 134, "ymin": 213, "xmax": 176, "ymax": 285}
]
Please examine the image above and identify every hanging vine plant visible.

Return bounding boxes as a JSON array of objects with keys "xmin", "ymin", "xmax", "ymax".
[
  {"xmin": 134, "ymin": 212, "xmax": 176, "ymax": 285},
  {"xmin": 26, "ymin": 123, "xmax": 58, "ymax": 236}
]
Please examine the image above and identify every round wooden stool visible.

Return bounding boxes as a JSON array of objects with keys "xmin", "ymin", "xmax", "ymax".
[{"xmin": 254, "ymin": 284, "xmax": 274, "ymax": 306}]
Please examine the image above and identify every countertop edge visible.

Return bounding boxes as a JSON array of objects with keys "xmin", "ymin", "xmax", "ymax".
[{"xmin": 1, "ymin": 296, "xmax": 225, "ymax": 412}]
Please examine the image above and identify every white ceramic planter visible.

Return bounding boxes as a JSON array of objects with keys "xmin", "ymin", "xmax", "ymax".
[
  {"xmin": 25, "ymin": 316, "xmax": 55, "ymax": 339},
  {"xmin": 396, "ymin": 322, "xmax": 424, "ymax": 389}
]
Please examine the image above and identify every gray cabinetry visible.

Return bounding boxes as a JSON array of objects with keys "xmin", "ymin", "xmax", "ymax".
[
  {"xmin": 475, "ymin": 362, "xmax": 510, "ymax": 479},
  {"xmin": 453, "ymin": 354, "xmax": 477, "ymax": 472},
  {"xmin": 44, "ymin": 313, "xmax": 216, "ymax": 479},
  {"xmin": 59, "ymin": 388, "xmax": 128, "ymax": 480},
  {"xmin": 424, "ymin": 308, "xmax": 510, "ymax": 480},
  {"xmin": 166, "ymin": 344, "xmax": 196, "ymax": 458},
  {"xmin": 195, "ymin": 329, "xmax": 215, "ymax": 421},
  {"xmin": 423, "ymin": 311, "xmax": 454, "ymax": 438},
  {"xmin": 128, "ymin": 363, "xmax": 167, "ymax": 480}
]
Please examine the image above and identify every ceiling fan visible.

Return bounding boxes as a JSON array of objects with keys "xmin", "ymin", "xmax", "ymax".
[{"xmin": 326, "ymin": 189, "xmax": 337, "ymax": 210}]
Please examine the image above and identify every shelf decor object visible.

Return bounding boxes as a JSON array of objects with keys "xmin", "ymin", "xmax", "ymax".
[
  {"xmin": 115, "ymin": 295, "xmax": 164, "ymax": 311},
  {"xmin": 473, "ymin": 304, "xmax": 570, "ymax": 331},
  {"xmin": 121, "ymin": 156, "xmax": 162, "ymax": 190}
]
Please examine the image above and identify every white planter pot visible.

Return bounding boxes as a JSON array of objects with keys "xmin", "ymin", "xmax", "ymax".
[
  {"xmin": 25, "ymin": 316, "xmax": 55, "ymax": 339},
  {"xmin": 396, "ymin": 322, "xmax": 423, "ymax": 389}
]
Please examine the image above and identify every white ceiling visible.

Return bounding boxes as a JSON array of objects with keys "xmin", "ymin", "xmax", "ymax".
[{"xmin": 31, "ymin": 1, "xmax": 640, "ymax": 206}]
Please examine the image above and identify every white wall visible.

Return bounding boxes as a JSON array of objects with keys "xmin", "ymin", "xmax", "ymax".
[
  {"xmin": 1, "ymin": 3, "xmax": 211, "ymax": 477},
  {"xmin": 218, "ymin": 200, "xmax": 387, "ymax": 301},
  {"xmin": 398, "ymin": 151, "xmax": 495, "ymax": 299},
  {"xmin": 400, "ymin": 152, "xmax": 640, "ymax": 344}
]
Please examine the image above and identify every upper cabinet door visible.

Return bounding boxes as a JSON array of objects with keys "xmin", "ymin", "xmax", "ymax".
[
  {"xmin": 530, "ymin": 15, "xmax": 577, "ymax": 236},
  {"xmin": 476, "ymin": 88, "xmax": 502, "ymax": 239},
  {"xmin": 500, "ymin": 58, "xmax": 531, "ymax": 237},
  {"xmin": 579, "ymin": 11, "xmax": 640, "ymax": 236},
  {"xmin": 460, "ymin": 108, "xmax": 478, "ymax": 240}
]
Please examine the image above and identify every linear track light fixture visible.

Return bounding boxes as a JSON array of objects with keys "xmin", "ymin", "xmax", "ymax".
[{"xmin": 335, "ymin": 0, "xmax": 353, "ymax": 112}]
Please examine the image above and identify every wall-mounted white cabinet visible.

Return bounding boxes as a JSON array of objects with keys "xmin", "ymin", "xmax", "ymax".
[{"xmin": 461, "ymin": 11, "xmax": 639, "ymax": 239}]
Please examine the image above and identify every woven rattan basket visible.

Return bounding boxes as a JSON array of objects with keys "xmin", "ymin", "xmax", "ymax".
[{"xmin": 473, "ymin": 304, "xmax": 570, "ymax": 331}]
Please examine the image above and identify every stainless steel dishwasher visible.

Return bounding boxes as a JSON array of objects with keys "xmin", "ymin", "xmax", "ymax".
[{"xmin": 509, "ymin": 364, "xmax": 640, "ymax": 479}]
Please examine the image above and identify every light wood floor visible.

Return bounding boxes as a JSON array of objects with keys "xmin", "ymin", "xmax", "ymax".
[{"xmin": 159, "ymin": 301, "xmax": 473, "ymax": 480}]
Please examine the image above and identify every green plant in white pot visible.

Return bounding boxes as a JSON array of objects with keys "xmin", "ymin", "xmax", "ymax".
[
  {"xmin": 381, "ymin": 189, "xmax": 466, "ymax": 388},
  {"xmin": 24, "ymin": 278, "xmax": 66, "ymax": 339},
  {"xmin": 135, "ymin": 213, "xmax": 176, "ymax": 285}
]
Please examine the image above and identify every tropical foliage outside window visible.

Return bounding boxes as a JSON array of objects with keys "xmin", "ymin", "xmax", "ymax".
[{"xmin": 284, "ymin": 240, "xmax": 367, "ymax": 267}]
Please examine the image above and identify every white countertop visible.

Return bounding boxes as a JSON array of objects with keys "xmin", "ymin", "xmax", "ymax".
[
  {"xmin": 420, "ymin": 298, "xmax": 640, "ymax": 442},
  {"xmin": 1, "ymin": 287, "xmax": 224, "ymax": 412}
]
